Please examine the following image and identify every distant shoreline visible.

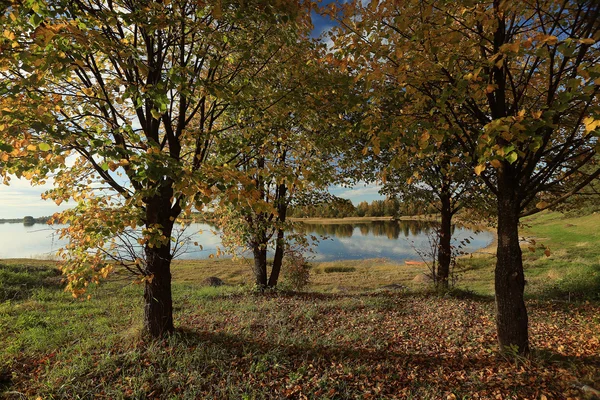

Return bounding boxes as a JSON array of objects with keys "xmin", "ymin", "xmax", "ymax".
[
  {"xmin": 289, "ymin": 215, "xmax": 439, "ymax": 224},
  {"xmin": 0, "ymin": 217, "xmax": 51, "ymax": 224}
]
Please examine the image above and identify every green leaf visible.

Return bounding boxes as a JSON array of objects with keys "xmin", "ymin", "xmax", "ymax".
[
  {"xmin": 506, "ymin": 152, "xmax": 518, "ymax": 164},
  {"xmin": 38, "ymin": 143, "xmax": 51, "ymax": 151},
  {"xmin": 29, "ymin": 13, "xmax": 44, "ymax": 28},
  {"xmin": 150, "ymin": 109, "xmax": 161, "ymax": 120}
]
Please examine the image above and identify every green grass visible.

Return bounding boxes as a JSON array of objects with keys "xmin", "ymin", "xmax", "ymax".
[
  {"xmin": 520, "ymin": 212, "xmax": 600, "ymax": 300},
  {"xmin": 454, "ymin": 211, "xmax": 600, "ymax": 300},
  {"xmin": 0, "ymin": 262, "xmax": 63, "ymax": 302},
  {"xmin": 1, "ymin": 212, "xmax": 599, "ymax": 399},
  {"xmin": 323, "ymin": 266, "xmax": 357, "ymax": 274}
]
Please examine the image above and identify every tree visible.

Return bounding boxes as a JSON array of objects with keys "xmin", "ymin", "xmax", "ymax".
[
  {"xmin": 215, "ymin": 49, "xmax": 353, "ymax": 288},
  {"xmin": 355, "ymin": 201, "xmax": 369, "ymax": 217},
  {"xmin": 332, "ymin": 0, "xmax": 600, "ymax": 353},
  {"xmin": 1, "ymin": 0, "xmax": 305, "ymax": 337},
  {"xmin": 379, "ymin": 139, "xmax": 484, "ymax": 288}
]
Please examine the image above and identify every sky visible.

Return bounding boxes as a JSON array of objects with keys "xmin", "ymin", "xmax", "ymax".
[{"xmin": 0, "ymin": 2, "xmax": 384, "ymax": 219}]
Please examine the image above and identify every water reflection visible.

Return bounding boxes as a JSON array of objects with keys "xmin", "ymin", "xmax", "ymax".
[
  {"xmin": 293, "ymin": 220, "xmax": 491, "ymax": 262},
  {"xmin": 0, "ymin": 220, "xmax": 493, "ymax": 262},
  {"xmin": 294, "ymin": 220, "xmax": 454, "ymax": 240}
]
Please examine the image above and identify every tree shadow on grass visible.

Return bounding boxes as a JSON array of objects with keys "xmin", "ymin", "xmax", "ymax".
[{"xmin": 164, "ymin": 326, "xmax": 597, "ymax": 399}]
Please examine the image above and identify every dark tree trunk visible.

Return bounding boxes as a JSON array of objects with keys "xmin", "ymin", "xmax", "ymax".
[
  {"xmin": 495, "ymin": 167, "xmax": 529, "ymax": 354},
  {"xmin": 268, "ymin": 228, "xmax": 285, "ymax": 288},
  {"xmin": 142, "ymin": 186, "xmax": 179, "ymax": 338},
  {"xmin": 144, "ymin": 244, "xmax": 174, "ymax": 337},
  {"xmin": 268, "ymin": 182, "xmax": 287, "ymax": 288},
  {"xmin": 437, "ymin": 190, "xmax": 452, "ymax": 288},
  {"xmin": 252, "ymin": 244, "xmax": 268, "ymax": 288}
]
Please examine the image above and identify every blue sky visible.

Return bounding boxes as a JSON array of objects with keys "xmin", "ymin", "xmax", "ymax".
[{"xmin": 0, "ymin": 3, "xmax": 384, "ymax": 219}]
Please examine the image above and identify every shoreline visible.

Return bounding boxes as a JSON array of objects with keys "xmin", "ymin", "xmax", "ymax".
[{"xmin": 289, "ymin": 215, "xmax": 439, "ymax": 224}]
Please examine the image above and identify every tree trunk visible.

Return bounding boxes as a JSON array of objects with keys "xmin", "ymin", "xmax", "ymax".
[
  {"xmin": 268, "ymin": 228, "xmax": 285, "ymax": 288},
  {"xmin": 495, "ymin": 167, "xmax": 529, "ymax": 354},
  {"xmin": 252, "ymin": 244, "xmax": 268, "ymax": 289},
  {"xmin": 144, "ymin": 244, "xmax": 174, "ymax": 337},
  {"xmin": 268, "ymin": 182, "xmax": 287, "ymax": 288},
  {"xmin": 437, "ymin": 190, "xmax": 452, "ymax": 289},
  {"xmin": 142, "ymin": 187, "xmax": 178, "ymax": 338}
]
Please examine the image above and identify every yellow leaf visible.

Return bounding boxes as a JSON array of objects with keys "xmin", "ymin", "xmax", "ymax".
[
  {"xmin": 579, "ymin": 38, "xmax": 595, "ymax": 45},
  {"xmin": 583, "ymin": 117, "xmax": 600, "ymax": 134},
  {"xmin": 543, "ymin": 35, "xmax": 558, "ymax": 45},
  {"xmin": 500, "ymin": 41, "xmax": 520, "ymax": 53},
  {"xmin": 490, "ymin": 159, "xmax": 502, "ymax": 168},
  {"xmin": 2, "ymin": 30, "xmax": 15, "ymax": 41},
  {"xmin": 536, "ymin": 201, "xmax": 549, "ymax": 209},
  {"xmin": 474, "ymin": 164, "xmax": 486, "ymax": 176}
]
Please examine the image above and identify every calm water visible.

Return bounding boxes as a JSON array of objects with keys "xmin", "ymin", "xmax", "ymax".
[{"xmin": 0, "ymin": 220, "xmax": 493, "ymax": 262}]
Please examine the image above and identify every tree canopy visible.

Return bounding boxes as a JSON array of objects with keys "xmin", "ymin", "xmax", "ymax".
[
  {"xmin": 330, "ymin": 0, "xmax": 600, "ymax": 352},
  {"xmin": 0, "ymin": 0, "xmax": 312, "ymax": 336}
]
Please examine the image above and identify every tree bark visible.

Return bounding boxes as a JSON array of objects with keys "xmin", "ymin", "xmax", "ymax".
[
  {"xmin": 268, "ymin": 182, "xmax": 288, "ymax": 288},
  {"xmin": 495, "ymin": 167, "xmax": 529, "ymax": 354},
  {"xmin": 142, "ymin": 187, "xmax": 178, "ymax": 338},
  {"xmin": 268, "ymin": 228, "xmax": 285, "ymax": 288},
  {"xmin": 252, "ymin": 244, "xmax": 268, "ymax": 289},
  {"xmin": 437, "ymin": 190, "xmax": 452, "ymax": 288},
  {"xmin": 144, "ymin": 244, "xmax": 174, "ymax": 337}
]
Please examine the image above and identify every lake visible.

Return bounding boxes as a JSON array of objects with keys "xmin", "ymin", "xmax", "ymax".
[{"xmin": 0, "ymin": 220, "xmax": 493, "ymax": 262}]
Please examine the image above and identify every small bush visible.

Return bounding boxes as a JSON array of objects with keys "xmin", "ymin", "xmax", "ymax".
[
  {"xmin": 323, "ymin": 266, "xmax": 356, "ymax": 274},
  {"xmin": 283, "ymin": 252, "xmax": 311, "ymax": 291}
]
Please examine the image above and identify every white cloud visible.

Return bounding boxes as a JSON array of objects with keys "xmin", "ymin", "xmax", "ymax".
[
  {"xmin": 0, "ymin": 177, "xmax": 70, "ymax": 219},
  {"xmin": 330, "ymin": 181, "xmax": 384, "ymax": 204}
]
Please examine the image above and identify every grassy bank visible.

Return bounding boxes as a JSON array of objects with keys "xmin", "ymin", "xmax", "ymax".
[{"xmin": 1, "ymin": 212, "xmax": 599, "ymax": 399}]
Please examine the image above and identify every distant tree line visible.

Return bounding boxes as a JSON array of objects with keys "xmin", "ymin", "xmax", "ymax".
[
  {"xmin": 289, "ymin": 197, "xmax": 439, "ymax": 218},
  {"xmin": 0, "ymin": 216, "xmax": 50, "ymax": 225}
]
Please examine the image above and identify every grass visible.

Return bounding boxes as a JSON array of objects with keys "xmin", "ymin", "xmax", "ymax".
[
  {"xmin": 323, "ymin": 266, "xmax": 357, "ymax": 274},
  {"xmin": 454, "ymin": 211, "xmax": 600, "ymax": 300},
  {"xmin": 1, "ymin": 211, "xmax": 599, "ymax": 399}
]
